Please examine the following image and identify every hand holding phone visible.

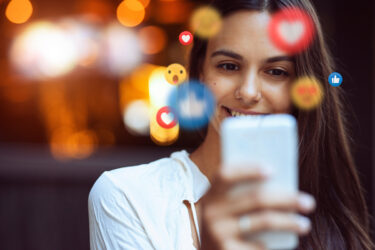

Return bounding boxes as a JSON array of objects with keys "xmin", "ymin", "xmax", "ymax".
[{"xmin": 220, "ymin": 114, "xmax": 302, "ymax": 249}]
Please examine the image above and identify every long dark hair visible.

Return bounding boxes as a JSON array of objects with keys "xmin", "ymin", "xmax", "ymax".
[{"xmin": 189, "ymin": 0, "xmax": 373, "ymax": 249}]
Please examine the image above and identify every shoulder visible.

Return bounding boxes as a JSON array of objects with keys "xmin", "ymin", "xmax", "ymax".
[{"xmin": 89, "ymin": 152, "xmax": 188, "ymax": 209}]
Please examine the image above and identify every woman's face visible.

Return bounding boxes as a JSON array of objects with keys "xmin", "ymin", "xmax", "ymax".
[{"xmin": 202, "ymin": 11, "xmax": 295, "ymax": 133}]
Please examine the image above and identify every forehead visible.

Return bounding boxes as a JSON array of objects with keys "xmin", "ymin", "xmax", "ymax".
[{"xmin": 207, "ymin": 10, "xmax": 285, "ymax": 59}]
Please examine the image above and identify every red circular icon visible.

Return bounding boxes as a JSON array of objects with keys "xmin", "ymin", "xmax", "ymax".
[
  {"xmin": 156, "ymin": 106, "xmax": 177, "ymax": 129},
  {"xmin": 268, "ymin": 7, "xmax": 315, "ymax": 54},
  {"xmin": 179, "ymin": 31, "xmax": 193, "ymax": 45}
]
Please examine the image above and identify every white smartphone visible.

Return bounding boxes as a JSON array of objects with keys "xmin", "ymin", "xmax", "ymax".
[{"xmin": 221, "ymin": 114, "xmax": 298, "ymax": 250}]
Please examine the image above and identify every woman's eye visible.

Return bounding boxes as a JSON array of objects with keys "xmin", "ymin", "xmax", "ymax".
[
  {"xmin": 266, "ymin": 69, "xmax": 289, "ymax": 76},
  {"xmin": 217, "ymin": 63, "xmax": 239, "ymax": 71}
]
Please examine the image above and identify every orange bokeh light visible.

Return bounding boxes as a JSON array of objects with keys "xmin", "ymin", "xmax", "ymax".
[
  {"xmin": 117, "ymin": 0, "xmax": 145, "ymax": 27},
  {"xmin": 138, "ymin": 26, "xmax": 167, "ymax": 54},
  {"xmin": 138, "ymin": 0, "xmax": 150, "ymax": 8},
  {"xmin": 5, "ymin": 0, "xmax": 33, "ymax": 24},
  {"xmin": 50, "ymin": 128, "xmax": 98, "ymax": 160}
]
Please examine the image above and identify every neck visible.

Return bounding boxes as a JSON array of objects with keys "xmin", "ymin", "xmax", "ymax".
[{"xmin": 190, "ymin": 124, "xmax": 221, "ymax": 183}]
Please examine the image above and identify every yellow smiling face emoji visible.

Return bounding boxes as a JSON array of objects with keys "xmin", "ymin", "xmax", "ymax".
[{"xmin": 164, "ymin": 63, "xmax": 187, "ymax": 85}]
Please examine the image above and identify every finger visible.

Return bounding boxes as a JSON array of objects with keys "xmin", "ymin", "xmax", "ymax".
[
  {"xmin": 206, "ymin": 216, "xmax": 266, "ymax": 248},
  {"xmin": 205, "ymin": 167, "xmax": 271, "ymax": 199},
  {"xmin": 219, "ymin": 165, "xmax": 273, "ymax": 183},
  {"xmin": 222, "ymin": 239, "xmax": 266, "ymax": 250},
  {"xmin": 209, "ymin": 191, "xmax": 315, "ymax": 217},
  {"xmin": 238, "ymin": 211, "xmax": 311, "ymax": 236},
  {"xmin": 207, "ymin": 212, "xmax": 311, "ymax": 240}
]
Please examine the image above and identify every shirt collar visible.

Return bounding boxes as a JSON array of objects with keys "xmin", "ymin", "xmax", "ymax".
[{"xmin": 170, "ymin": 150, "xmax": 211, "ymax": 203}]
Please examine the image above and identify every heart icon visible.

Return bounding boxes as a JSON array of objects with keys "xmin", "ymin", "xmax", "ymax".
[
  {"xmin": 179, "ymin": 31, "xmax": 193, "ymax": 45},
  {"xmin": 268, "ymin": 7, "xmax": 315, "ymax": 54},
  {"xmin": 182, "ymin": 35, "xmax": 190, "ymax": 43},
  {"xmin": 278, "ymin": 21, "xmax": 304, "ymax": 44},
  {"xmin": 156, "ymin": 106, "xmax": 177, "ymax": 129},
  {"xmin": 161, "ymin": 112, "xmax": 174, "ymax": 125}
]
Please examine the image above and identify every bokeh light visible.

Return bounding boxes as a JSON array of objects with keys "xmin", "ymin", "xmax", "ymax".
[
  {"xmin": 75, "ymin": 0, "xmax": 113, "ymax": 21},
  {"xmin": 149, "ymin": 67, "xmax": 179, "ymax": 145},
  {"xmin": 190, "ymin": 6, "xmax": 222, "ymax": 39},
  {"xmin": 123, "ymin": 100, "xmax": 150, "ymax": 135},
  {"xmin": 60, "ymin": 19, "xmax": 100, "ymax": 68},
  {"xmin": 138, "ymin": 26, "xmax": 167, "ymax": 55},
  {"xmin": 50, "ymin": 128, "xmax": 98, "ymax": 160},
  {"xmin": 5, "ymin": 0, "xmax": 33, "ymax": 24},
  {"xmin": 101, "ymin": 23, "xmax": 142, "ymax": 76},
  {"xmin": 149, "ymin": 67, "xmax": 176, "ymax": 107},
  {"xmin": 138, "ymin": 0, "xmax": 150, "ymax": 8},
  {"xmin": 117, "ymin": 0, "xmax": 145, "ymax": 27},
  {"xmin": 10, "ymin": 21, "xmax": 78, "ymax": 78}
]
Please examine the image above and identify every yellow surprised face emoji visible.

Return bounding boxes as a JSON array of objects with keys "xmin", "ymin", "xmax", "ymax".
[{"xmin": 164, "ymin": 63, "xmax": 187, "ymax": 85}]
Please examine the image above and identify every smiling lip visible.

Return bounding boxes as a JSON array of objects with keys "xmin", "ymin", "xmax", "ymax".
[{"xmin": 222, "ymin": 106, "xmax": 269, "ymax": 116}]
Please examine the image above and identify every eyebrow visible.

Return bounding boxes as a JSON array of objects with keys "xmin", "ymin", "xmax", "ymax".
[
  {"xmin": 265, "ymin": 56, "xmax": 294, "ymax": 63},
  {"xmin": 210, "ymin": 49, "xmax": 294, "ymax": 64},
  {"xmin": 211, "ymin": 50, "xmax": 243, "ymax": 60}
]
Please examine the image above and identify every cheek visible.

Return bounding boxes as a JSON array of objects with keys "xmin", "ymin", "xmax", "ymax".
[
  {"xmin": 205, "ymin": 79, "xmax": 236, "ymax": 105},
  {"xmin": 203, "ymin": 69, "xmax": 237, "ymax": 103},
  {"xmin": 262, "ymin": 84, "xmax": 292, "ymax": 112}
]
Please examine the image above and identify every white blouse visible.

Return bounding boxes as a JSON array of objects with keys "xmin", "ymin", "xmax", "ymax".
[{"xmin": 88, "ymin": 150, "xmax": 211, "ymax": 250}]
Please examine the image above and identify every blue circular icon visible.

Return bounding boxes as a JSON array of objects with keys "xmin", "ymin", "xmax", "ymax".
[
  {"xmin": 328, "ymin": 72, "xmax": 343, "ymax": 87},
  {"xmin": 167, "ymin": 80, "xmax": 216, "ymax": 130}
]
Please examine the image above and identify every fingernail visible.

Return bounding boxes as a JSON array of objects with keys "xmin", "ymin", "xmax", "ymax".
[
  {"xmin": 296, "ymin": 216, "xmax": 311, "ymax": 232},
  {"xmin": 298, "ymin": 194, "xmax": 316, "ymax": 210}
]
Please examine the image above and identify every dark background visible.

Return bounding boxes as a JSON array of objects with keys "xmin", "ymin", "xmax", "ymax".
[{"xmin": 0, "ymin": 0, "xmax": 374, "ymax": 249}]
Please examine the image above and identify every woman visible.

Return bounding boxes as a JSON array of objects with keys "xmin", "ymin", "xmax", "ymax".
[{"xmin": 88, "ymin": 0, "xmax": 374, "ymax": 249}]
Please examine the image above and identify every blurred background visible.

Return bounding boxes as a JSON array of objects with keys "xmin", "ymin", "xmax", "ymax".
[{"xmin": 0, "ymin": 0, "xmax": 373, "ymax": 249}]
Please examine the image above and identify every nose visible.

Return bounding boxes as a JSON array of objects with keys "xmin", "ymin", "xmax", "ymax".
[{"xmin": 235, "ymin": 71, "xmax": 261, "ymax": 104}]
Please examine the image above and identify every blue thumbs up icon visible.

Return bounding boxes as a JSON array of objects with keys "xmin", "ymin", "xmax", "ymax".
[{"xmin": 328, "ymin": 72, "xmax": 343, "ymax": 87}]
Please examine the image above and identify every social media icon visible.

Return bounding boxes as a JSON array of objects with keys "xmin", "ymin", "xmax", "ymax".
[
  {"xmin": 291, "ymin": 76, "xmax": 323, "ymax": 110},
  {"xmin": 156, "ymin": 106, "xmax": 177, "ymax": 129},
  {"xmin": 190, "ymin": 6, "xmax": 222, "ymax": 39},
  {"xmin": 168, "ymin": 80, "xmax": 216, "ymax": 130},
  {"xmin": 179, "ymin": 31, "xmax": 193, "ymax": 45},
  {"xmin": 328, "ymin": 72, "xmax": 343, "ymax": 87},
  {"xmin": 164, "ymin": 63, "xmax": 187, "ymax": 85},
  {"xmin": 268, "ymin": 7, "xmax": 315, "ymax": 54}
]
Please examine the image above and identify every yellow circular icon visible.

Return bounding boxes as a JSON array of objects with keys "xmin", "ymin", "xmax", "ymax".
[
  {"xmin": 291, "ymin": 76, "xmax": 324, "ymax": 110},
  {"xmin": 164, "ymin": 63, "xmax": 187, "ymax": 85},
  {"xmin": 190, "ymin": 6, "xmax": 222, "ymax": 39}
]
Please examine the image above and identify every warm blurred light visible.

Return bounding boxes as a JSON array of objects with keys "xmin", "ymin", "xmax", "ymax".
[
  {"xmin": 61, "ymin": 19, "xmax": 100, "ymax": 67},
  {"xmin": 95, "ymin": 128, "xmax": 116, "ymax": 146},
  {"xmin": 138, "ymin": 0, "xmax": 150, "ymax": 8},
  {"xmin": 116, "ymin": 0, "xmax": 145, "ymax": 27},
  {"xmin": 50, "ymin": 128, "xmax": 98, "ymax": 160},
  {"xmin": 119, "ymin": 64, "xmax": 156, "ymax": 135},
  {"xmin": 154, "ymin": 0, "xmax": 193, "ymax": 24},
  {"xmin": 6, "ymin": 0, "xmax": 33, "ymax": 24},
  {"xmin": 75, "ymin": 0, "xmax": 113, "ymax": 21},
  {"xmin": 2, "ymin": 86, "xmax": 32, "ymax": 103},
  {"xmin": 149, "ymin": 67, "xmax": 179, "ymax": 145},
  {"xmin": 119, "ymin": 63, "xmax": 156, "ymax": 111},
  {"xmin": 150, "ymin": 106, "xmax": 179, "ymax": 146},
  {"xmin": 190, "ymin": 6, "xmax": 222, "ymax": 39},
  {"xmin": 123, "ymin": 100, "xmax": 150, "ymax": 135},
  {"xmin": 138, "ymin": 26, "xmax": 167, "ymax": 54},
  {"xmin": 10, "ymin": 21, "xmax": 78, "ymax": 78},
  {"xmin": 149, "ymin": 67, "xmax": 176, "ymax": 107},
  {"xmin": 101, "ymin": 23, "xmax": 142, "ymax": 76}
]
